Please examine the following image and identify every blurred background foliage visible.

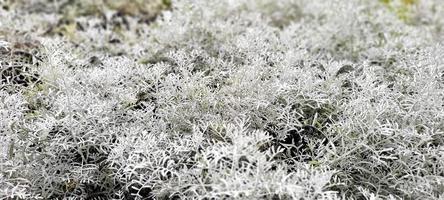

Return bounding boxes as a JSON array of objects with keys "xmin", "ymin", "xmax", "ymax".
[
  {"xmin": 380, "ymin": 0, "xmax": 419, "ymax": 23},
  {"xmin": 1, "ymin": 0, "xmax": 171, "ymax": 41},
  {"xmin": 2, "ymin": 0, "xmax": 171, "ymax": 16}
]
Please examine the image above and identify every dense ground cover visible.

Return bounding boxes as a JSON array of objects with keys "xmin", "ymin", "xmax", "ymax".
[{"xmin": 1, "ymin": 0, "xmax": 443, "ymax": 199}]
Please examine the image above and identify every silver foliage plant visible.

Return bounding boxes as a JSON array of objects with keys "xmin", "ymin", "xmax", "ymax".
[{"xmin": 1, "ymin": 0, "xmax": 444, "ymax": 199}]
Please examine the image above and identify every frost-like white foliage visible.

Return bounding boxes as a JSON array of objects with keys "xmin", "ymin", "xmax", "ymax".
[
  {"xmin": 1, "ymin": 0, "xmax": 443, "ymax": 199},
  {"xmin": 153, "ymin": 120, "xmax": 339, "ymax": 199}
]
